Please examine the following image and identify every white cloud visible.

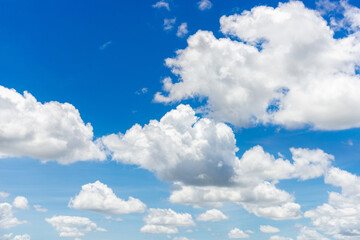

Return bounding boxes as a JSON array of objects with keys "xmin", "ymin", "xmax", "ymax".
[
  {"xmin": 0, "ymin": 203, "xmax": 25, "ymax": 229},
  {"xmin": 33, "ymin": 205, "xmax": 47, "ymax": 212},
  {"xmin": 0, "ymin": 234, "xmax": 31, "ymax": 240},
  {"xmin": 102, "ymin": 105, "xmax": 334, "ymax": 220},
  {"xmin": 270, "ymin": 236, "xmax": 293, "ymax": 240},
  {"xmin": 155, "ymin": 1, "xmax": 360, "ymax": 130},
  {"xmin": 12, "ymin": 196, "xmax": 28, "ymax": 210},
  {"xmin": 45, "ymin": 216, "xmax": 106, "ymax": 237},
  {"xmin": 164, "ymin": 18, "xmax": 176, "ymax": 30},
  {"xmin": 196, "ymin": 209, "xmax": 228, "ymax": 222},
  {"xmin": 198, "ymin": 0, "xmax": 212, "ymax": 10},
  {"xmin": 102, "ymin": 104, "xmax": 239, "ymax": 187},
  {"xmin": 177, "ymin": 23, "xmax": 188, "ymax": 38},
  {"xmin": 260, "ymin": 225, "xmax": 280, "ymax": 233},
  {"xmin": 305, "ymin": 167, "xmax": 360, "ymax": 239},
  {"xmin": 0, "ymin": 192, "xmax": 9, "ymax": 199},
  {"xmin": 173, "ymin": 237, "xmax": 192, "ymax": 240},
  {"xmin": 99, "ymin": 41, "xmax": 112, "ymax": 50},
  {"xmin": 141, "ymin": 208, "xmax": 195, "ymax": 234},
  {"xmin": 0, "ymin": 85, "xmax": 105, "ymax": 164},
  {"xmin": 228, "ymin": 228, "xmax": 250, "ymax": 239},
  {"xmin": 296, "ymin": 227, "xmax": 329, "ymax": 240},
  {"xmin": 153, "ymin": 0, "xmax": 170, "ymax": 11},
  {"xmin": 69, "ymin": 181, "xmax": 146, "ymax": 215}
]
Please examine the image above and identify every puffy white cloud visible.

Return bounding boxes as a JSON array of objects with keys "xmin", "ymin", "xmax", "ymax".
[
  {"xmin": 0, "ymin": 203, "xmax": 25, "ymax": 229},
  {"xmin": 0, "ymin": 234, "xmax": 31, "ymax": 240},
  {"xmin": 0, "ymin": 192, "xmax": 9, "ymax": 199},
  {"xmin": 0, "ymin": 85, "xmax": 105, "ymax": 164},
  {"xmin": 196, "ymin": 209, "xmax": 228, "ymax": 222},
  {"xmin": 12, "ymin": 197, "xmax": 28, "ymax": 210},
  {"xmin": 155, "ymin": 1, "xmax": 360, "ymax": 130},
  {"xmin": 270, "ymin": 236, "xmax": 293, "ymax": 240},
  {"xmin": 197, "ymin": 0, "xmax": 212, "ymax": 11},
  {"xmin": 260, "ymin": 225, "xmax": 280, "ymax": 233},
  {"xmin": 305, "ymin": 167, "xmax": 360, "ymax": 239},
  {"xmin": 68, "ymin": 181, "xmax": 146, "ymax": 215},
  {"xmin": 177, "ymin": 23, "xmax": 188, "ymax": 38},
  {"xmin": 152, "ymin": 0, "xmax": 170, "ymax": 11},
  {"xmin": 296, "ymin": 227, "xmax": 329, "ymax": 240},
  {"xmin": 102, "ymin": 104, "xmax": 239, "ymax": 187},
  {"xmin": 45, "ymin": 216, "xmax": 106, "ymax": 237},
  {"xmin": 102, "ymin": 105, "xmax": 334, "ymax": 220},
  {"xmin": 141, "ymin": 208, "xmax": 195, "ymax": 234},
  {"xmin": 228, "ymin": 228, "xmax": 250, "ymax": 239},
  {"xmin": 164, "ymin": 18, "xmax": 176, "ymax": 30}
]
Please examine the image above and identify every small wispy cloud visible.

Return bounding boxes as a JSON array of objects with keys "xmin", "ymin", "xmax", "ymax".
[
  {"xmin": 164, "ymin": 18, "xmax": 176, "ymax": 30},
  {"xmin": 176, "ymin": 22, "xmax": 188, "ymax": 37},
  {"xmin": 153, "ymin": 0, "xmax": 170, "ymax": 11},
  {"xmin": 99, "ymin": 41, "xmax": 112, "ymax": 50},
  {"xmin": 198, "ymin": 0, "xmax": 212, "ymax": 10},
  {"xmin": 135, "ymin": 88, "xmax": 148, "ymax": 95},
  {"xmin": 33, "ymin": 204, "xmax": 48, "ymax": 212}
]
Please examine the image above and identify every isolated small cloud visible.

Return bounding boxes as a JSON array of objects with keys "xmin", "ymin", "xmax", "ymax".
[
  {"xmin": 260, "ymin": 225, "xmax": 280, "ymax": 234},
  {"xmin": 46, "ymin": 216, "xmax": 106, "ymax": 238},
  {"xmin": 196, "ymin": 209, "xmax": 228, "ymax": 222},
  {"xmin": 0, "ymin": 192, "xmax": 9, "ymax": 199},
  {"xmin": 152, "ymin": 0, "xmax": 170, "ymax": 11},
  {"xmin": 99, "ymin": 41, "xmax": 112, "ymax": 50},
  {"xmin": 69, "ymin": 181, "xmax": 146, "ymax": 215},
  {"xmin": 198, "ymin": 0, "xmax": 212, "ymax": 10},
  {"xmin": 33, "ymin": 205, "xmax": 47, "ymax": 212},
  {"xmin": 228, "ymin": 228, "xmax": 251, "ymax": 239},
  {"xmin": 12, "ymin": 196, "xmax": 28, "ymax": 210},
  {"xmin": 164, "ymin": 18, "xmax": 176, "ymax": 30},
  {"xmin": 176, "ymin": 23, "xmax": 188, "ymax": 37}
]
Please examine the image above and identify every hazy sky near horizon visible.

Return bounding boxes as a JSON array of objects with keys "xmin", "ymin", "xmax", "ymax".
[{"xmin": 1, "ymin": 0, "xmax": 360, "ymax": 239}]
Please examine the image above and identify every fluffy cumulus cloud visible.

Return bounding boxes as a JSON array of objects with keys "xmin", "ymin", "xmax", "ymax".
[
  {"xmin": 196, "ymin": 209, "xmax": 228, "ymax": 222},
  {"xmin": 228, "ymin": 228, "xmax": 251, "ymax": 239},
  {"xmin": 141, "ymin": 208, "xmax": 195, "ymax": 234},
  {"xmin": 305, "ymin": 167, "xmax": 360, "ymax": 239},
  {"xmin": 68, "ymin": 181, "xmax": 146, "ymax": 215},
  {"xmin": 102, "ymin": 104, "xmax": 334, "ymax": 220},
  {"xmin": 0, "ymin": 85, "xmax": 105, "ymax": 164},
  {"xmin": 0, "ymin": 234, "xmax": 31, "ymax": 240},
  {"xmin": 260, "ymin": 225, "xmax": 280, "ymax": 233},
  {"xmin": 12, "ymin": 196, "xmax": 28, "ymax": 210},
  {"xmin": 45, "ymin": 216, "xmax": 106, "ymax": 237},
  {"xmin": 0, "ymin": 203, "xmax": 25, "ymax": 229},
  {"xmin": 155, "ymin": 1, "xmax": 360, "ymax": 130}
]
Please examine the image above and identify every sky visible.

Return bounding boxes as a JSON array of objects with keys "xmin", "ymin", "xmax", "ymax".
[{"xmin": 2, "ymin": 0, "xmax": 360, "ymax": 239}]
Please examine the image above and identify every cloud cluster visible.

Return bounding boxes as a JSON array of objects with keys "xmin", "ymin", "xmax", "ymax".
[
  {"xmin": 155, "ymin": 1, "xmax": 360, "ymax": 130},
  {"xmin": 141, "ymin": 208, "xmax": 195, "ymax": 234},
  {"xmin": 0, "ymin": 85, "xmax": 105, "ymax": 164},
  {"xmin": 305, "ymin": 167, "xmax": 360, "ymax": 239},
  {"xmin": 69, "ymin": 181, "xmax": 146, "ymax": 215},
  {"xmin": 45, "ymin": 216, "xmax": 106, "ymax": 237},
  {"xmin": 102, "ymin": 104, "xmax": 334, "ymax": 220}
]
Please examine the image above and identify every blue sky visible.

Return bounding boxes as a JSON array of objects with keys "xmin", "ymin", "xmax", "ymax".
[{"xmin": 1, "ymin": 0, "xmax": 360, "ymax": 239}]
